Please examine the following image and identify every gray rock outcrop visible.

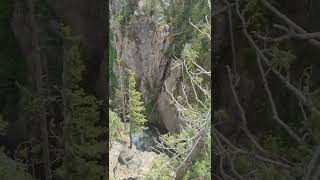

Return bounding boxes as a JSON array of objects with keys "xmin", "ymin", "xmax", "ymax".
[{"xmin": 110, "ymin": 0, "xmax": 184, "ymax": 132}]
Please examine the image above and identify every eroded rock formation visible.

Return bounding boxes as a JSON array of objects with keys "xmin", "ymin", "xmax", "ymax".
[{"xmin": 110, "ymin": 0, "xmax": 184, "ymax": 132}]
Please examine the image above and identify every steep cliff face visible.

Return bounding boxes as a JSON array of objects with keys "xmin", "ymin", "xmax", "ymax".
[{"xmin": 110, "ymin": 0, "xmax": 184, "ymax": 132}]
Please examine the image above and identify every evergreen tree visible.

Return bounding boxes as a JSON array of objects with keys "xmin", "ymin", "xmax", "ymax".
[
  {"xmin": 115, "ymin": 58, "xmax": 128, "ymax": 129},
  {"xmin": 60, "ymin": 25, "xmax": 107, "ymax": 180},
  {"xmin": 109, "ymin": 105, "xmax": 124, "ymax": 148},
  {"xmin": 127, "ymin": 70, "xmax": 147, "ymax": 149},
  {"xmin": 26, "ymin": 1, "xmax": 52, "ymax": 179}
]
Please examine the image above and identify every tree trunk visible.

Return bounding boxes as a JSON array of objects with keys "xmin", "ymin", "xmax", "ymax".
[
  {"xmin": 117, "ymin": 59, "xmax": 127, "ymax": 129},
  {"xmin": 62, "ymin": 32, "xmax": 71, "ymax": 180},
  {"xmin": 27, "ymin": 1, "xmax": 52, "ymax": 180},
  {"xmin": 128, "ymin": 74, "xmax": 133, "ymax": 149},
  {"xmin": 174, "ymin": 126, "xmax": 207, "ymax": 180},
  {"xmin": 129, "ymin": 124, "xmax": 133, "ymax": 149}
]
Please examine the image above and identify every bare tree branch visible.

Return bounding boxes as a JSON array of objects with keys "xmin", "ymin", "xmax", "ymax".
[
  {"xmin": 260, "ymin": 0, "xmax": 320, "ymax": 47},
  {"xmin": 226, "ymin": 66, "xmax": 265, "ymax": 152},
  {"xmin": 256, "ymin": 53, "xmax": 303, "ymax": 144}
]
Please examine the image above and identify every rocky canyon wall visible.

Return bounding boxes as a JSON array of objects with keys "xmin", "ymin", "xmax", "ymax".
[{"xmin": 110, "ymin": 0, "xmax": 185, "ymax": 132}]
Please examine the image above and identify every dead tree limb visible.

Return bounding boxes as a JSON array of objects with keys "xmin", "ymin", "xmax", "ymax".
[
  {"xmin": 256, "ymin": 54, "xmax": 303, "ymax": 144},
  {"xmin": 226, "ymin": 66, "xmax": 265, "ymax": 152}
]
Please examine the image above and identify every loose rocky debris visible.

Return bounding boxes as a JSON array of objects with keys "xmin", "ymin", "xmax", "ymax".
[{"xmin": 109, "ymin": 140, "xmax": 159, "ymax": 180}]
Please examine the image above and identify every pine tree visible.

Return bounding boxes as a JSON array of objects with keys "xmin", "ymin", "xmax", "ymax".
[
  {"xmin": 26, "ymin": 1, "xmax": 52, "ymax": 179},
  {"xmin": 109, "ymin": 105, "xmax": 124, "ymax": 148},
  {"xmin": 127, "ymin": 70, "xmax": 147, "ymax": 149},
  {"xmin": 61, "ymin": 25, "xmax": 107, "ymax": 180},
  {"xmin": 115, "ymin": 58, "xmax": 128, "ymax": 129}
]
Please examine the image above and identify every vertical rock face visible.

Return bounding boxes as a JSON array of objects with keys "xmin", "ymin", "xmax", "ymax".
[{"xmin": 110, "ymin": 0, "xmax": 183, "ymax": 131}]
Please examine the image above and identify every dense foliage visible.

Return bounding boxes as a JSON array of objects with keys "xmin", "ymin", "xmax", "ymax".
[
  {"xmin": 109, "ymin": 108, "xmax": 124, "ymax": 144},
  {"xmin": 60, "ymin": 25, "xmax": 106, "ymax": 180},
  {"xmin": 0, "ymin": 149, "xmax": 33, "ymax": 180},
  {"xmin": 128, "ymin": 70, "xmax": 147, "ymax": 138}
]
